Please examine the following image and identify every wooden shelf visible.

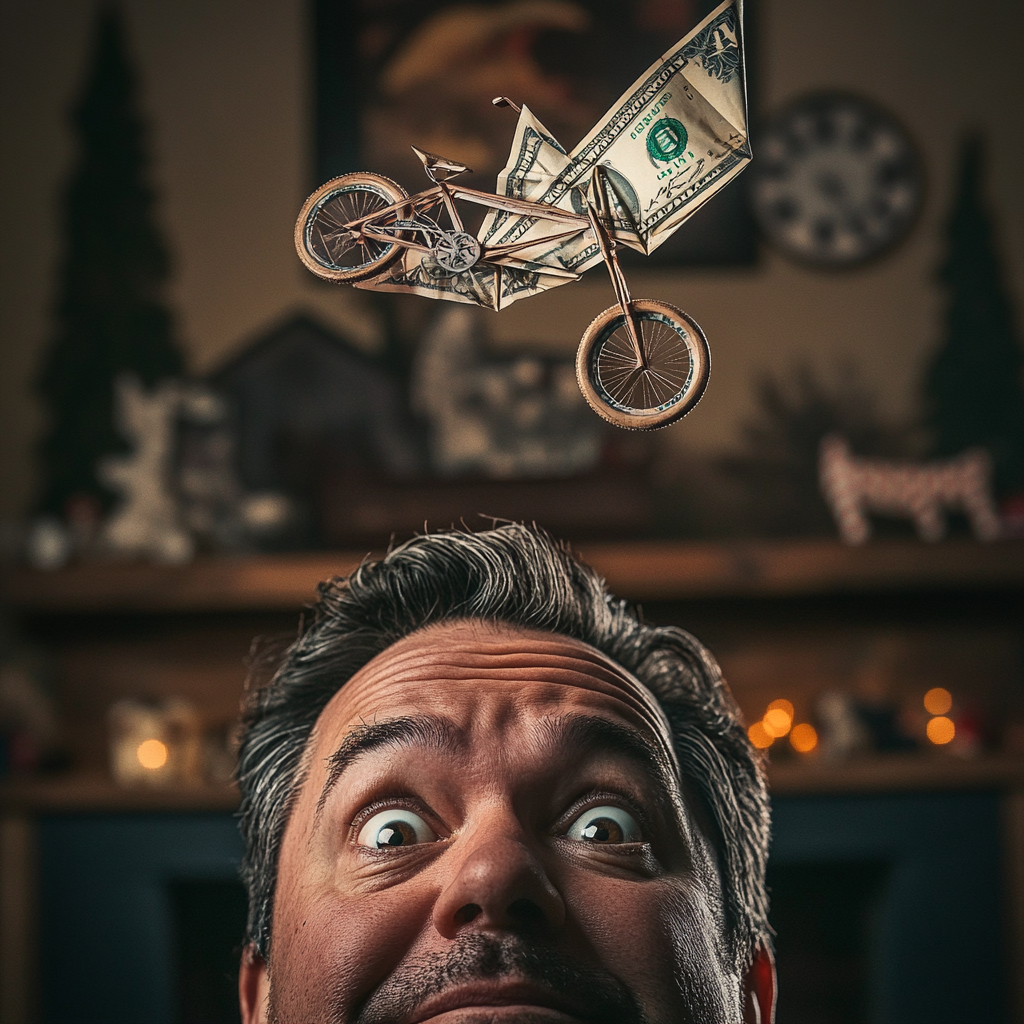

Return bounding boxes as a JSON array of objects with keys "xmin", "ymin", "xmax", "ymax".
[
  {"xmin": 1, "ymin": 551, "xmax": 369, "ymax": 613},
  {"xmin": 767, "ymin": 752, "xmax": 1024, "ymax": 796},
  {"xmin": 2, "ymin": 756, "xmax": 1020, "ymax": 813},
  {"xmin": 581, "ymin": 537, "xmax": 1024, "ymax": 601},
  {"xmin": 0, "ymin": 775, "xmax": 239, "ymax": 813},
  {"xmin": 4, "ymin": 538, "xmax": 1023, "ymax": 613}
]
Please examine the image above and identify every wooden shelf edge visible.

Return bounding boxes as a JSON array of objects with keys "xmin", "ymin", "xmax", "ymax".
[
  {"xmin": 767, "ymin": 753, "xmax": 1024, "ymax": 796},
  {"xmin": 4, "ymin": 538, "xmax": 1024, "ymax": 613},
  {"xmin": 2, "ymin": 757, "xmax": 1022, "ymax": 812},
  {"xmin": 0, "ymin": 776, "xmax": 240, "ymax": 813},
  {"xmin": 579, "ymin": 537, "xmax": 1024, "ymax": 601},
  {"xmin": 1, "ymin": 550, "xmax": 375, "ymax": 613}
]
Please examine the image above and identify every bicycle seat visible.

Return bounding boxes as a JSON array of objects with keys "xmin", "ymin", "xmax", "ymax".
[{"xmin": 411, "ymin": 145, "xmax": 472, "ymax": 182}]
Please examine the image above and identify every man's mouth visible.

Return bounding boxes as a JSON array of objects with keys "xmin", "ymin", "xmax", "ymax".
[
  {"xmin": 406, "ymin": 979, "xmax": 586, "ymax": 1022},
  {"xmin": 353, "ymin": 934, "xmax": 645, "ymax": 1024}
]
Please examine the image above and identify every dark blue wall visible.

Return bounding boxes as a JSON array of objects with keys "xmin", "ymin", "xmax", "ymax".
[{"xmin": 39, "ymin": 814, "xmax": 243, "ymax": 1024}]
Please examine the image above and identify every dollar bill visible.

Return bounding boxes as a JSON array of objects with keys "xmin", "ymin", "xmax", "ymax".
[
  {"xmin": 354, "ymin": 246, "xmax": 572, "ymax": 310},
  {"xmin": 482, "ymin": 0, "xmax": 750, "ymax": 276}
]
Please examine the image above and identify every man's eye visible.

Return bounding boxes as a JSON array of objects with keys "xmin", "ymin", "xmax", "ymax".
[
  {"xmin": 356, "ymin": 809, "xmax": 437, "ymax": 849},
  {"xmin": 566, "ymin": 805, "xmax": 642, "ymax": 844}
]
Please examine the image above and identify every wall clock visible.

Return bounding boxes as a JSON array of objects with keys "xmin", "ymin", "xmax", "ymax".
[{"xmin": 751, "ymin": 91, "xmax": 923, "ymax": 267}]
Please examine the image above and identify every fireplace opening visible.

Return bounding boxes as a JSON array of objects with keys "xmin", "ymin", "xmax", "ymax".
[
  {"xmin": 768, "ymin": 860, "xmax": 889, "ymax": 1024},
  {"xmin": 168, "ymin": 878, "xmax": 248, "ymax": 1024}
]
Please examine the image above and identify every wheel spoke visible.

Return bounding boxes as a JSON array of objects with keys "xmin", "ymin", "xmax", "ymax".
[
  {"xmin": 595, "ymin": 313, "xmax": 694, "ymax": 412},
  {"xmin": 601, "ymin": 349, "xmax": 639, "ymax": 369},
  {"xmin": 647, "ymin": 364, "xmax": 687, "ymax": 389},
  {"xmin": 644, "ymin": 370, "xmax": 675, "ymax": 396},
  {"xmin": 306, "ymin": 182, "xmax": 403, "ymax": 271}
]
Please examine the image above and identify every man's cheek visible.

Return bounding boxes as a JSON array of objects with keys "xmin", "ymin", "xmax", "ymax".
[
  {"xmin": 563, "ymin": 879, "xmax": 686, "ymax": 997},
  {"xmin": 271, "ymin": 888, "xmax": 431, "ymax": 1019},
  {"xmin": 565, "ymin": 875, "xmax": 737, "ymax": 1024},
  {"xmin": 663, "ymin": 887, "xmax": 742, "ymax": 1024}
]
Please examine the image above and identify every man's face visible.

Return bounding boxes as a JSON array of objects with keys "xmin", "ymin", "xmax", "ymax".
[{"xmin": 241, "ymin": 620, "xmax": 764, "ymax": 1024}]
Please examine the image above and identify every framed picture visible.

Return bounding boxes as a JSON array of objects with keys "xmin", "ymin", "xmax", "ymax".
[{"xmin": 313, "ymin": 0, "xmax": 757, "ymax": 266}]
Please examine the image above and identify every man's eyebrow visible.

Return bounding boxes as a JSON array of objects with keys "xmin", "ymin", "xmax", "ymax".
[
  {"xmin": 542, "ymin": 712, "xmax": 676, "ymax": 786},
  {"xmin": 313, "ymin": 714, "xmax": 461, "ymax": 829}
]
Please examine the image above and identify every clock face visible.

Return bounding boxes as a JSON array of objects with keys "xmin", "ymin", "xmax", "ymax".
[{"xmin": 751, "ymin": 92, "xmax": 924, "ymax": 267}]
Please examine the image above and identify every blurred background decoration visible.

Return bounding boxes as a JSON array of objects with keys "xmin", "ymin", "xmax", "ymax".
[
  {"xmin": 1, "ymin": 1, "xmax": 1023, "ymax": 1023},
  {"xmin": 33, "ymin": 7, "xmax": 184, "ymax": 539},
  {"xmin": 925, "ymin": 137, "xmax": 1024, "ymax": 501},
  {"xmin": 749, "ymin": 90, "xmax": 925, "ymax": 268},
  {"xmin": 107, "ymin": 696, "xmax": 201, "ymax": 788},
  {"xmin": 818, "ymin": 434, "xmax": 1002, "ymax": 545},
  {"xmin": 0, "ymin": 621, "xmax": 63, "ymax": 780}
]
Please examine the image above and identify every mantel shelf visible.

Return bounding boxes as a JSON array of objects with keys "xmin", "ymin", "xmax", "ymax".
[
  {"xmin": 2, "ymin": 755, "xmax": 1021, "ymax": 813},
  {"xmin": 4, "ymin": 538, "xmax": 1024, "ymax": 613},
  {"xmin": 0, "ymin": 776, "xmax": 240, "ymax": 813},
  {"xmin": 766, "ymin": 752, "xmax": 1024, "ymax": 795}
]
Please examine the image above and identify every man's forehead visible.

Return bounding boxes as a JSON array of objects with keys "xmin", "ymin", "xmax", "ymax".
[{"xmin": 311, "ymin": 620, "xmax": 677, "ymax": 760}]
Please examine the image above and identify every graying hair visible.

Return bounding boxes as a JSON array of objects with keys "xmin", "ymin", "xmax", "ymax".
[{"xmin": 236, "ymin": 525, "xmax": 770, "ymax": 967}]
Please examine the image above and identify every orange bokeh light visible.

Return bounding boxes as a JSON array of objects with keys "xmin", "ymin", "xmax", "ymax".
[
  {"xmin": 790, "ymin": 723, "xmax": 819, "ymax": 754},
  {"xmin": 923, "ymin": 687, "xmax": 953, "ymax": 716},
  {"xmin": 748, "ymin": 721, "xmax": 774, "ymax": 749},
  {"xmin": 763, "ymin": 707, "xmax": 793, "ymax": 737},
  {"xmin": 136, "ymin": 738, "xmax": 169, "ymax": 770},
  {"xmin": 926, "ymin": 716, "xmax": 956, "ymax": 745},
  {"xmin": 767, "ymin": 698, "xmax": 795, "ymax": 719}
]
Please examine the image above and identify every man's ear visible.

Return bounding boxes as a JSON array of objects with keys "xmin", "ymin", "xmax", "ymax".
[
  {"xmin": 741, "ymin": 944, "xmax": 776, "ymax": 1024},
  {"xmin": 239, "ymin": 943, "xmax": 271, "ymax": 1024}
]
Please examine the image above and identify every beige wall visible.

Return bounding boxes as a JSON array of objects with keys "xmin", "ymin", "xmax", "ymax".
[{"xmin": 1, "ymin": 0, "xmax": 1022, "ymax": 520}]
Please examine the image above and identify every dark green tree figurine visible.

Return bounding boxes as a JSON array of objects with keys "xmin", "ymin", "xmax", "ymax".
[
  {"xmin": 35, "ymin": 5, "xmax": 183, "ymax": 518},
  {"xmin": 924, "ymin": 135, "xmax": 1024, "ymax": 496}
]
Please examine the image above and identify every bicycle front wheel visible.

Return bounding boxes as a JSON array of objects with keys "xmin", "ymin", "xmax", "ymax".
[
  {"xmin": 576, "ymin": 299, "xmax": 710, "ymax": 430},
  {"xmin": 295, "ymin": 172, "xmax": 408, "ymax": 282}
]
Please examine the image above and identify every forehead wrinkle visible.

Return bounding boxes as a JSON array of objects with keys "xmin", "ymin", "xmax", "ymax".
[
  {"xmin": 348, "ymin": 623, "xmax": 632, "ymax": 682},
  {"xmin": 314, "ymin": 620, "xmax": 682, "ymax": 802},
  {"xmin": 348, "ymin": 661, "xmax": 648, "ymax": 703},
  {"xmin": 337, "ymin": 645, "xmax": 665, "ymax": 732},
  {"xmin": 331, "ymin": 622, "xmax": 631, "ymax": 694},
  {"xmin": 347, "ymin": 644, "xmax": 637, "ymax": 688},
  {"xmin": 342, "ymin": 669, "xmax": 675, "ymax": 776}
]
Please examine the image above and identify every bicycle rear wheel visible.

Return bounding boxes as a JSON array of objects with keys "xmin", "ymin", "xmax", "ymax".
[
  {"xmin": 576, "ymin": 299, "xmax": 710, "ymax": 430},
  {"xmin": 295, "ymin": 173, "xmax": 408, "ymax": 282}
]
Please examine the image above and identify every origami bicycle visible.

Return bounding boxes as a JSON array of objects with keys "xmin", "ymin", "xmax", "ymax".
[{"xmin": 294, "ymin": 2, "xmax": 749, "ymax": 429}]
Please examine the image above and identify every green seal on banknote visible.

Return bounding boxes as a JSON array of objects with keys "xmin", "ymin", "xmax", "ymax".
[{"xmin": 646, "ymin": 118, "xmax": 689, "ymax": 163}]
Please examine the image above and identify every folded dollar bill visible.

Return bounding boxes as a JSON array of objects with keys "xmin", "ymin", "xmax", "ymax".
[
  {"xmin": 359, "ymin": 0, "xmax": 750, "ymax": 310},
  {"xmin": 481, "ymin": 0, "xmax": 751, "ymax": 266}
]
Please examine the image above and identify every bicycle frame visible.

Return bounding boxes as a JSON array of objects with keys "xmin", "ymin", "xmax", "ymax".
[
  {"xmin": 346, "ymin": 181, "xmax": 584, "ymax": 266},
  {"xmin": 343, "ymin": 175, "xmax": 649, "ymax": 367}
]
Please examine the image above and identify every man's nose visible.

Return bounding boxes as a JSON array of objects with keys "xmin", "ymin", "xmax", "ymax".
[{"xmin": 432, "ymin": 824, "xmax": 566, "ymax": 940}]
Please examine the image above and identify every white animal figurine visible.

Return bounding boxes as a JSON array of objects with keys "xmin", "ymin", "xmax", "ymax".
[
  {"xmin": 98, "ymin": 374, "xmax": 194, "ymax": 564},
  {"xmin": 819, "ymin": 434, "xmax": 1002, "ymax": 544}
]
